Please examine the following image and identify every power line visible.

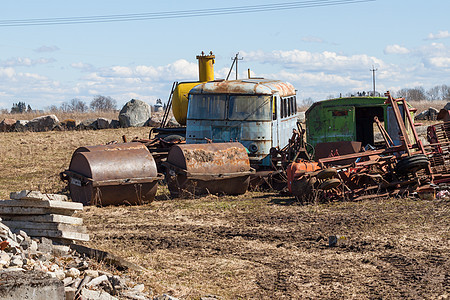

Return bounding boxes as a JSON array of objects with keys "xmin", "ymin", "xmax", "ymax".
[{"xmin": 0, "ymin": 0, "xmax": 375, "ymax": 27}]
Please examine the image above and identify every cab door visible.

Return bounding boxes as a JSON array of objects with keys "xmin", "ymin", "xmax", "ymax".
[{"xmin": 325, "ymin": 106, "xmax": 355, "ymax": 142}]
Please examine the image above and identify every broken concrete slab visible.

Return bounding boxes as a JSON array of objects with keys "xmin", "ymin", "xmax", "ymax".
[
  {"xmin": 3, "ymin": 220, "xmax": 86, "ymax": 233},
  {"xmin": 0, "ymin": 199, "xmax": 82, "ymax": 211},
  {"xmin": 10, "ymin": 190, "xmax": 68, "ymax": 202},
  {"xmin": 0, "ymin": 206, "xmax": 78, "ymax": 216},
  {"xmin": 0, "ymin": 214, "xmax": 83, "ymax": 225},
  {"xmin": 14, "ymin": 229, "xmax": 89, "ymax": 242},
  {"xmin": 0, "ymin": 270, "xmax": 64, "ymax": 300}
]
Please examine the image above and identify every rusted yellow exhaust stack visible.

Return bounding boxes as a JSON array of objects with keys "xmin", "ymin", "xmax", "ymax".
[{"xmin": 172, "ymin": 52, "xmax": 215, "ymax": 125}]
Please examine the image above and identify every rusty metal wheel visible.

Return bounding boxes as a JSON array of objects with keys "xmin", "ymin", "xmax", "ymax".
[{"xmin": 318, "ymin": 178, "xmax": 341, "ymax": 190}]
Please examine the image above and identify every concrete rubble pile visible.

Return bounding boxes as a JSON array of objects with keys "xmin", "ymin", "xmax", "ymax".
[{"xmin": 0, "ymin": 190, "xmax": 178, "ymax": 300}]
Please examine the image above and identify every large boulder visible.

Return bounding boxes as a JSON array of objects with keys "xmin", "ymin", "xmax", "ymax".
[
  {"xmin": 26, "ymin": 115, "xmax": 60, "ymax": 132},
  {"xmin": 96, "ymin": 118, "xmax": 111, "ymax": 130},
  {"xmin": 14, "ymin": 120, "xmax": 29, "ymax": 132},
  {"xmin": 76, "ymin": 119, "xmax": 97, "ymax": 130},
  {"xmin": 119, "ymin": 99, "xmax": 151, "ymax": 127},
  {"xmin": 0, "ymin": 118, "xmax": 16, "ymax": 132},
  {"xmin": 61, "ymin": 119, "xmax": 78, "ymax": 130},
  {"xmin": 110, "ymin": 119, "xmax": 120, "ymax": 129}
]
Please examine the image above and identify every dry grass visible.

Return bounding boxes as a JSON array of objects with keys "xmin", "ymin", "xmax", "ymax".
[
  {"xmin": 0, "ymin": 127, "xmax": 150, "ymax": 199},
  {"xmin": 0, "ymin": 111, "xmax": 119, "ymax": 122},
  {"xmin": 0, "ymin": 128, "xmax": 449, "ymax": 299},
  {"xmin": 409, "ymin": 100, "xmax": 447, "ymax": 113}
]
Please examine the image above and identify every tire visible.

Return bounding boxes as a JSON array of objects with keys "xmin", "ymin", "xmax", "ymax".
[
  {"xmin": 318, "ymin": 178, "xmax": 341, "ymax": 190},
  {"xmin": 317, "ymin": 168, "xmax": 337, "ymax": 180},
  {"xmin": 395, "ymin": 154, "xmax": 429, "ymax": 174}
]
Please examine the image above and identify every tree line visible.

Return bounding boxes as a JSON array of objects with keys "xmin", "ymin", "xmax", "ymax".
[
  {"xmin": 7, "ymin": 95, "xmax": 117, "ymax": 114},
  {"xmin": 396, "ymin": 84, "xmax": 450, "ymax": 101}
]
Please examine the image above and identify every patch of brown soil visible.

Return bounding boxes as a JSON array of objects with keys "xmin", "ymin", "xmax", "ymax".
[{"xmin": 78, "ymin": 195, "xmax": 450, "ymax": 299}]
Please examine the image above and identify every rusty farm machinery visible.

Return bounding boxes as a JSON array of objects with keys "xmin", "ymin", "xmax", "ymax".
[{"xmin": 60, "ymin": 52, "xmax": 450, "ymax": 206}]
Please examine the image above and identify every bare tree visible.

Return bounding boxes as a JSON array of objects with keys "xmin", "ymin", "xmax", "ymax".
[
  {"xmin": 47, "ymin": 105, "xmax": 59, "ymax": 112},
  {"xmin": 60, "ymin": 98, "xmax": 88, "ymax": 112},
  {"xmin": 90, "ymin": 95, "xmax": 117, "ymax": 111},
  {"xmin": 70, "ymin": 98, "xmax": 88, "ymax": 112},
  {"xmin": 396, "ymin": 87, "xmax": 427, "ymax": 101},
  {"xmin": 427, "ymin": 84, "xmax": 450, "ymax": 101}
]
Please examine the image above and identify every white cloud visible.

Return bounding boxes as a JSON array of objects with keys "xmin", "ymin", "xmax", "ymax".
[
  {"xmin": 34, "ymin": 45, "xmax": 60, "ymax": 53},
  {"xmin": 0, "ymin": 57, "xmax": 56, "ymax": 67},
  {"xmin": 384, "ymin": 44, "xmax": 410, "ymax": 55},
  {"xmin": 71, "ymin": 62, "xmax": 94, "ymax": 71},
  {"xmin": 426, "ymin": 57, "xmax": 450, "ymax": 68},
  {"xmin": 241, "ymin": 49, "xmax": 386, "ymax": 72},
  {"xmin": 426, "ymin": 30, "xmax": 450, "ymax": 40}
]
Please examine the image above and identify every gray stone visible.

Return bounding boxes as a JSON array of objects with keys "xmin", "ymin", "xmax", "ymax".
[
  {"xmin": 84, "ymin": 269, "xmax": 99, "ymax": 277},
  {"xmin": 81, "ymin": 288, "xmax": 118, "ymax": 300},
  {"xmin": 132, "ymin": 283, "xmax": 145, "ymax": 293},
  {"xmin": 110, "ymin": 119, "xmax": 120, "ymax": 129},
  {"xmin": 119, "ymin": 99, "xmax": 152, "ymax": 127},
  {"xmin": 77, "ymin": 119, "xmax": 97, "ymax": 130},
  {"xmin": 86, "ymin": 274, "xmax": 108, "ymax": 287},
  {"xmin": 122, "ymin": 290, "xmax": 150, "ymax": 299},
  {"xmin": 14, "ymin": 120, "xmax": 29, "ymax": 132},
  {"xmin": 0, "ymin": 118, "xmax": 16, "ymax": 132},
  {"xmin": 0, "ymin": 251, "xmax": 11, "ymax": 267},
  {"xmin": 9, "ymin": 256, "xmax": 24, "ymax": 267},
  {"xmin": 65, "ymin": 267, "xmax": 80, "ymax": 278},
  {"xmin": 97, "ymin": 117, "xmax": 112, "ymax": 129},
  {"xmin": 26, "ymin": 115, "xmax": 60, "ymax": 132},
  {"xmin": 38, "ymin": 237, "xmax": 53, "ymax": 254},
  {"xmin": 144, "ymin": 116, "xmax": 162, "ymax": 128}
]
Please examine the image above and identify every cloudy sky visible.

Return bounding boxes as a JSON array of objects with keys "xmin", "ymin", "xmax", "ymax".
[{"xmin": 0, "ymin": 0, "xmax": 449, "ymax": 110}]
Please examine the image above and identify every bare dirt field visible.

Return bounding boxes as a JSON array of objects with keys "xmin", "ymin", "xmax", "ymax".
[{"xmin": 1, "ymin": 128, "xmax": 449, "ymax": 299}]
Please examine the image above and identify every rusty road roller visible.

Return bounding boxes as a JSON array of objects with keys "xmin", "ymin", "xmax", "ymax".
[
  {"xmin": 61, "ymin": 142, "xmax": 162, "ymax": 206},
  {"xmin": 163, "ymin": 142, "xmax": 255, "ymax": 198}
]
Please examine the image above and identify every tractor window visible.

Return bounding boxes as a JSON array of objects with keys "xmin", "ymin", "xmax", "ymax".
[
  {"xmin": 188, "ymin": 94, "xmax": 226, "ymax": 120},
  {"xmin": 228, "ymin": 95, "xmax": 271, "ymax": 121}
]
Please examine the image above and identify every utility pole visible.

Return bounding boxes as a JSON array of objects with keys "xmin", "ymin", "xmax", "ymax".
[
  {"xmin": 226, "ymin": 53, "xmax": 243, "ymax": 80},
  {"xmin": 370, "ymin": 65, "xmax": 377, "ymax": 96}
]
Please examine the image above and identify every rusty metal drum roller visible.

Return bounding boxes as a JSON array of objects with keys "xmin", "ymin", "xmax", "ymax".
[
  {"xmin": 164, "ymin": 142, "xmax": 253, "ymax": 197},
  {"xmin": 64, "ymin": 143, "xmax": 160, "ymax": 206}
]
